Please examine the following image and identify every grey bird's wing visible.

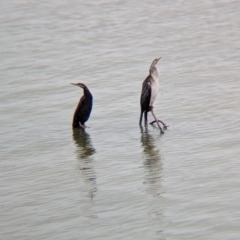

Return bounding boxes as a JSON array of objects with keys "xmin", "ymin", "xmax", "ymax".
[{"xmin": 140, "ymin": 75, "xmax": 151, "ymax": 111}]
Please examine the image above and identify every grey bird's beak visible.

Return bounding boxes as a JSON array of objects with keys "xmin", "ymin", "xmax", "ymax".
[{"xmin": 71, "ymin": 83, "xmax": 78, "ymax": 86}]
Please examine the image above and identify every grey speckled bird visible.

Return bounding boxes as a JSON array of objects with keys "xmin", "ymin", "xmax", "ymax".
[{"xmin": 139, "ymin": 57, "xmax": 168, "ymax": 134}]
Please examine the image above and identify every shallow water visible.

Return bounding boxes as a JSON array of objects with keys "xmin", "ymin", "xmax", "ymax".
[{"xmin": 1, "ymin": 0, "xmax": 240, "ymax": 239}]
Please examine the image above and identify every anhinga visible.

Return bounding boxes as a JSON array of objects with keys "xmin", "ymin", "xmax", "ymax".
[
  {"xmin": 139, "ymin": 57, "xmax": 168, "ymax": 134},
  {"xmin": 71, "ymin": 83, "xmax": 93, "ymax": 129}
]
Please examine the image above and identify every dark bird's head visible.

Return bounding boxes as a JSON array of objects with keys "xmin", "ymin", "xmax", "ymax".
[
  {"xmin": 71, "ymin": 83, "xmax": 87, "ymax": 89},
  {"xmin": 149, "ymin": 57, "xmax": 161, "ymax": 77},
  {"xmin": 71, "ymin": 82, "xmax": 92, "ymax": 99}
]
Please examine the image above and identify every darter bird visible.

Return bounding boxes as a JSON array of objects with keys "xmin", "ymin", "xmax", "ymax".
[
  {"xmin": 71, "ymin": 83, "xmax": 93, "ymax": 129},
  {"xmin": 139, "ymin": 57, "xmax": 168, "ymax": 134}
]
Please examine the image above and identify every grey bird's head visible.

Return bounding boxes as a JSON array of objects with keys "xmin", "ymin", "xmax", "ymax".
[{"xmin": 149, "ymin": 57, "xmax": 161, "ymax": 77}]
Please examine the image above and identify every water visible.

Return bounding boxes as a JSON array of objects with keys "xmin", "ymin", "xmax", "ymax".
[{"xmin": 1, "ymin": 0, "xmax": 240, "ymax": 239}]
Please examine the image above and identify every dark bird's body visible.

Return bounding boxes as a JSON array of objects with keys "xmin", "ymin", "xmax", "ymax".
[
  {"xmin": 71, "ymin": 83, "xmax": 93, "ymax": 129},
  {"xmin": 139, "ymin": 58, "xmax": 168, "ymax": 134}
]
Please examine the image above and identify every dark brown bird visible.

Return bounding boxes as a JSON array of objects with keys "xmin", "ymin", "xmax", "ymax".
[
  {"xmin": 139, "ymin": 58, "xmax": 168, "ymax": 134},
  {"xmin": 71, "ymin": 83, "xmax": 93, "ymax": 129}
]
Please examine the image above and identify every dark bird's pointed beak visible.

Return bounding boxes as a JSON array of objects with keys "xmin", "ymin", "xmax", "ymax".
[
  {"xmin": 71, "ymin": 83, "xmax": 85, "ymax": 88},
  {"xmin": 156, "ymin": 57, "xmax": 162, "ymax": 62}
]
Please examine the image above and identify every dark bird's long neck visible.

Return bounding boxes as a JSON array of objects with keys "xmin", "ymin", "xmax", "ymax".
[{"xmin": 84, "ymin": 88, "xmax": 93, "ymax": 100}]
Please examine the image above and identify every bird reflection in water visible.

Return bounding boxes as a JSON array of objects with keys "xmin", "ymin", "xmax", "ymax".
[
  {"xmin": 72, "ymin": 129, "xmax": 97, "ymax": 200},
  {"xmin": 141, "ymin": 128, "xmax": 164, "ymax": 221}
]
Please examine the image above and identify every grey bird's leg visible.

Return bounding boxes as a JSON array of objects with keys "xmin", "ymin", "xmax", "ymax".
[
  {"xmin": 144, "ymin": 111, "xmax": 148, "ymax": 126},
  {"xmin": 150, "ymin": 107, "xmax": 164, "ymax": 134},
  {"xmin": 150, "ymin": 119, "xmax": 168, "ymax": 129},
  {"xmin": 139, "ymin": 111, "xmax": 143, "ymax": 126}
]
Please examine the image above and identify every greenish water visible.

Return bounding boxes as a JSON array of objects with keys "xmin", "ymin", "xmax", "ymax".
[{"xmin": 1, "ymin": 1, "xmax": 240, "ymax": 239}]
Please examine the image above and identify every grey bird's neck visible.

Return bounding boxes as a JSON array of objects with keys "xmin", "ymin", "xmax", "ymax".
[{"xmin": 150, "ymin": 66, "xmax": 159, "ymax": 79}]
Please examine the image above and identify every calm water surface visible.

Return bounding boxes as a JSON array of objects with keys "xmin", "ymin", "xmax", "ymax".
[{"xmin": 1, "ymin": 0, "xmax": 240, "ymax": 239}]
